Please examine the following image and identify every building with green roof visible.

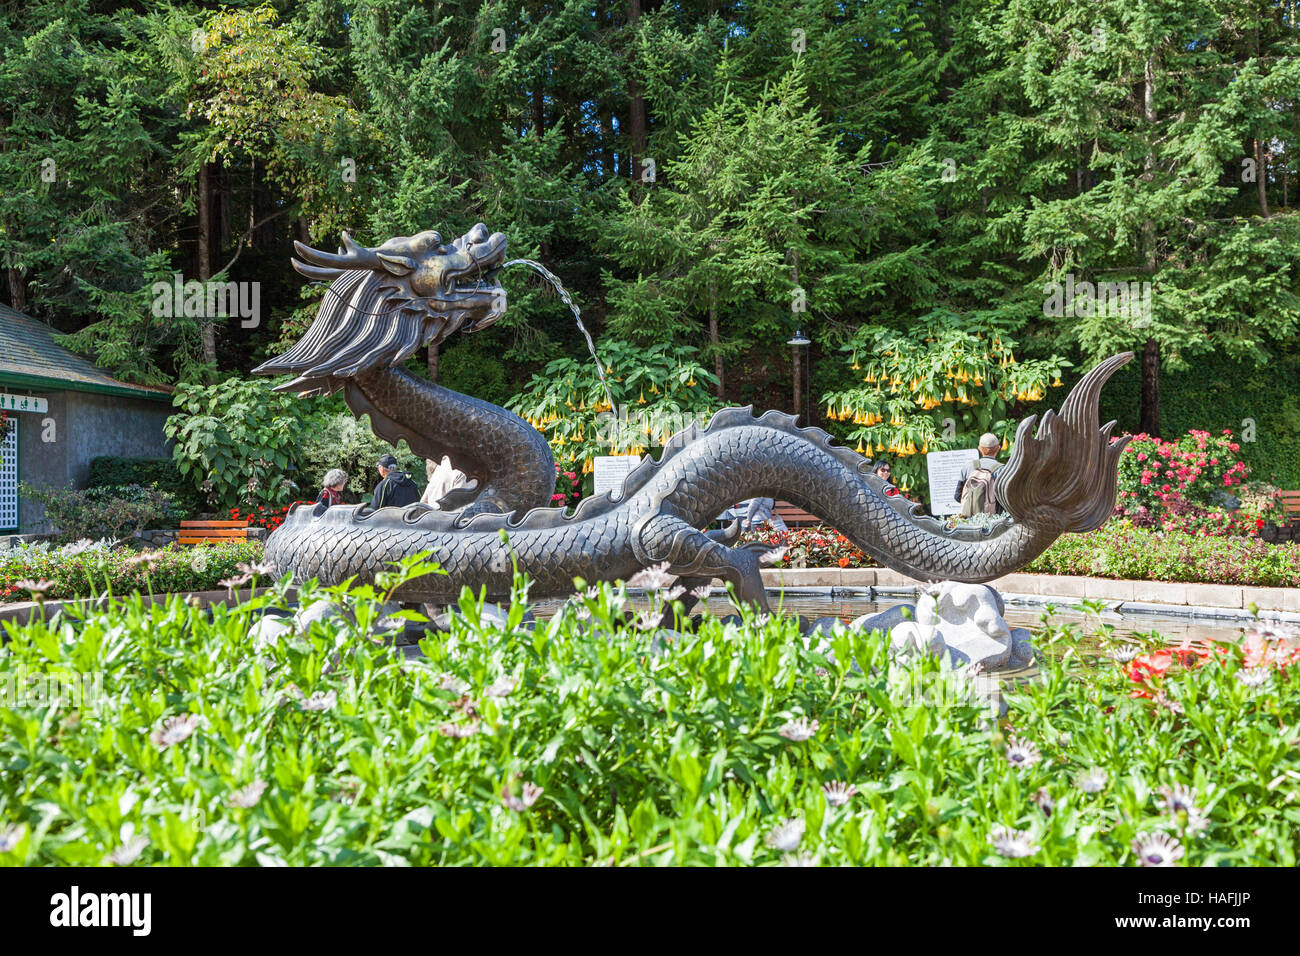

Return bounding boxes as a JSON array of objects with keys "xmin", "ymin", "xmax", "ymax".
[{"xmin": 0, "ymin": 304, "xmax": 174, "ymax": 532}]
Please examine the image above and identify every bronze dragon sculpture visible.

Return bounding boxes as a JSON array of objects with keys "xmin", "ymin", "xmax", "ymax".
[{"xmin": 254, "ymin": 224, "xmax": 1131, "ymax": 611}]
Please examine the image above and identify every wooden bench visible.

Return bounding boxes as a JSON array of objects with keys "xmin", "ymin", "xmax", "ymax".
[
  {"xmin": 1279, "ymin": 491, "xmax": 1300, "ymax": 525},
  {"xmin": 773, "ymin": 500, "xmax": 822, "ymax": 528},
  {"xmin": 178, "ymin": 520, "xmax": 252, "ymax": 545}
]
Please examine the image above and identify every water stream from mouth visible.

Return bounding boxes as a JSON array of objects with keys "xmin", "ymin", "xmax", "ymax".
[{"xmin": 503, "ymin": 259, "xmax": 616, "ymax": 412}]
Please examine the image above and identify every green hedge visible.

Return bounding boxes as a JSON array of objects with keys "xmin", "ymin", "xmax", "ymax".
[
  {"xmin": 1027, "ymin": 523, "xmax": 1300, "ymax": 588},
  {"xmin": 1096, "ymin": 350, "xmax": 1300, "ymax": 489},
  {"xmin": 86, "ymin": 456, "xmax": 181, "ymax": 490},
  {"xmin": 0, "ymin": 541, "xmax": 266, "ymax": 604},
  {"xmin": 86, "ymin": 456, "xmax": 202, "ymax": 513}
]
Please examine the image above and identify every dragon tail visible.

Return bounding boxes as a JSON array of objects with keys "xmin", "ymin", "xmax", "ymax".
[{"xmin": 995, "ymin": 351, "xmax": 1132, "ymax": 534}]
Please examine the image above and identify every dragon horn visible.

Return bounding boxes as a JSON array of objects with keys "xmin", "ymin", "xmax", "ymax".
[
  {"xmin": 292, "ymin": 231, "xmax": 382, "ymax": 274},
  {"xmin": 995, "ymin": 352, "xmax": 1133, "ymax": 534}
]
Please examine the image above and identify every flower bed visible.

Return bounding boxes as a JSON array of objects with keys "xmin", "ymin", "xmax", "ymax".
[
  {"xmin": 0, "ymin": 567, "xmax": 1296, "ymax": 865},
  {"xmin": 0, "ymin": 540, "xmax": 267, "ymax": 604},
  {"xmin": 228, "ymin": 502, "xmax": 311, "ymax": 532},
  {"xmin": 742, "ymin": 527, "xmax": 872, "ymax": 568},
  {"xmin": 1026, "ymin": 522, "xmax": 1300, "ymax": 588},
  {"xmin": 1114, "ymin": 429, "xmax": 1282, "ymax": 535},
  {"xmin": 746, "ymin": 522, "xmax": 1300, "ymax": 588}
]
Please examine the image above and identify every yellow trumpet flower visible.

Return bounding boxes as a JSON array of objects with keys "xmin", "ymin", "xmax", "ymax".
[
  {"xmin": 637, "ymin": 390, "xmax": 646, "ymax": 405},
  {"xmin": 855, "ymin": 440, "xmax": 865, "ymax": 454}
]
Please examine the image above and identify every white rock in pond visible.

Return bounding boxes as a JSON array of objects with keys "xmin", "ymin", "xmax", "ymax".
[
  {"xmin": 1008, "ymin": 628, "xmax": 1037, "ymax": 668},
  {"xmin": 431, "ymin": 601, "xmax": 535, "ymax": 634},
  {"xmin": 874, "ymin": 582, "xmax": 1025, "ymax": 673},
  {"xmin": 295, "ymin": 598, "xmax": 347, "ymax": 632},
  {"xmin": 249, "ymin": 614, "xmax": 292, "ymax": 652},
  {"xmin": 849, "ymin": 604, "xmax": 915, "ymax": 636}
]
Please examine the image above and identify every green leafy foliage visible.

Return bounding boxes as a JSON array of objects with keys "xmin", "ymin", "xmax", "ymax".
[
  {"xmin": 0, "ymin": 540, "xmax": 265, "ymax": 604},
  {"xmin": 18, "ymin": 483, "xmax": 180, "ymax": 543},
  {"xmin": 163, "ymin": 378, "xmax": 316, "ymax": 509},
  {"xmin": 0, "ymin": 561, "xmax": 1297, "ymax": 864},
  {"xmin": 509, "ymin": 339, "xmax": 721, "ymax": 475},
  {"xmin": 296, "ymin": 409, "xmax": 424, "ymax": 501},
  {"xmin": 86, "ymin": 456, "xmax": 202, "ymax": 516},
  {"xmin": 821, "ymin": 317, "xmax": 1069, "ymax": 497},
  {"xmin": 1028, "ymin": 523, "xmax": 1300, "ymax": 588}
]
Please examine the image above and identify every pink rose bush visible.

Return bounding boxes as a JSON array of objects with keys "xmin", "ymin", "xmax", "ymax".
[{"xmin": 1113, "ymin": 429, "xmax": 1280, "ymax": 536}]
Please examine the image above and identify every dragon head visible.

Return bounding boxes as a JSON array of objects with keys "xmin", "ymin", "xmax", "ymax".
[{"xmin": 253, "ymin": 223, "xmax": 508, "ymax": 394}]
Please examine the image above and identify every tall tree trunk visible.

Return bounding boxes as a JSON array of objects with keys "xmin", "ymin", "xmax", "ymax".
[
  {"xmin": 6, "ymin": 267, "xmax": 26, "ymax": 313},
  {"xmin": 1255, "ymin": 139, "xmax": 1270, "ymax": 217},
  {"xmin": 1139, "ymin": 338, "xmax": 1160, "ymax": 436},
  {"xmin": 708, "ymin": 278, "xmax": 723, "ymax": 399},
  {"xmin": 1138, "ymin": 58, "xmax": 1160, "ymax": 435},
  {"xmin": 532, "ymin": 81, "xmax": 545, "ymax": 138},
  {"xmin": 198, "ymin": 161, "xmax": 216, "ymax": 370},
  {"xmin": 426, "ymin": 342, "xmax": 439, "ymax": 384},
  {"xmin": 218, "ymin": 162, "xmax": 232, "ymax": 251},
  {"xmin": 627, "ymin": 0, "xmax": 647, "ymax": 183}
]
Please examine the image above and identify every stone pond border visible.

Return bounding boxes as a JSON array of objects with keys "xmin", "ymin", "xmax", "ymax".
[
  {"xmin": 755, "ymin": 568, "xmax": 1300, "ymax": 619},
  {"xmin": 2, "ymin": 573, "xmax": 1296, "ymax": 630}
]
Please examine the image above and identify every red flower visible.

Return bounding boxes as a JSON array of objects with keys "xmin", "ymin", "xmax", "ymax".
[{"xmin": 1128, "ymin": 650, "xmax": 1172, "ymax": 683}]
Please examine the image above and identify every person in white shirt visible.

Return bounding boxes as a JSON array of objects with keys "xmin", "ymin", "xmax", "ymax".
[{"xmin": 422, "ymin": 455, "xmax": 468, "ymax": 509}]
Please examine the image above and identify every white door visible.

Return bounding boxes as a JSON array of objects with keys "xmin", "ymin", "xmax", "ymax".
[{"xmin": 0, "ymin": 417, "xmax": 17, "ymax": 531}]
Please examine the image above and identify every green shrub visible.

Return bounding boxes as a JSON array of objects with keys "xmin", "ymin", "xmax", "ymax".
[
  {"xmin": 297, "ymin": 410, "xmax": 425, "ymax": 501},
  {"xmin": 164, "ymin": 377, "xmax": 317, "ymax": 510},
  {"xmin": 18, "ymin": 483, "xmax": 177, "ymax": 543},
  {"xmin": 0, "ymin": 540, "xmax": 265, "ymax": 603},
  {"xmin": 0, "ymin": 561, "xmax": 1296, "ymax": 865},
  {"xmin": 87, "ymin": 456, "xmax": 180, "ymax": 492},
  {"xmin": 1027, "ymin": 522, "xmax": 1300, "ymax": 587},
  {"xmin": 438, "ymin": 340, "xmax": 511, "ymax": 407},
  {"xmin": 86, "ymin": 457, "xmax": 202, "ymax": 517}
]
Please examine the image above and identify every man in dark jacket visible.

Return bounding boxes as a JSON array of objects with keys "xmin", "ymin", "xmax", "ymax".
[{"xmin": 370, "ymin": 454, "xmax": 421, "ymax": 509}]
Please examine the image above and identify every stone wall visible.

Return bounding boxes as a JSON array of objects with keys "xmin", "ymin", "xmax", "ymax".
[{"xmin": 14, "ymin": 389, "xmax": 172, "ymax": 532}]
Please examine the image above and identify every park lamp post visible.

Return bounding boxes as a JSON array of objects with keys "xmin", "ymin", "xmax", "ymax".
[{"xmin": 788, "ymin": 328, "xmax": 811, "ymax": 423}]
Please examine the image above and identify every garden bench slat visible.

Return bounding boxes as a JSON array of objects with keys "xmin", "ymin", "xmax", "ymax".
[
  {"xmin": 773, "ymin": 501, "xmax": 822, "ymax": 527},
  {"xmin": 1279, "ymin": 491, "xmax": 1300, "ymax": 523},
  {"xmin": 178, "ymin": 519, "xmax": 251, "ymax": 546}
]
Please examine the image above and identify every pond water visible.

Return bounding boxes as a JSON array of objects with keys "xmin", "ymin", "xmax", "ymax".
[
  {"xmin": 533, "ymin": 590, "xmax": 1255, "ymax": 643},
  {"xmin": 526, "ymin": 587, "xmax": 1267, "ymax": 685}
]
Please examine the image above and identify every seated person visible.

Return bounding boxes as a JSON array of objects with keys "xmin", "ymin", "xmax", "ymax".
[
  {"xmin": 316, "ymin": 469, "xmax": 348, "ymax": 509},
  {"xmin": 422, "ymin": 455, "xmax": 468, "ymax": 509},
  {"xmin": 742, "ymin": 496, "xmax": 788, "ymax": 533},
  {"xmin": 370, "ymin": 454, "xmax": 421, "ymax": 509}
]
